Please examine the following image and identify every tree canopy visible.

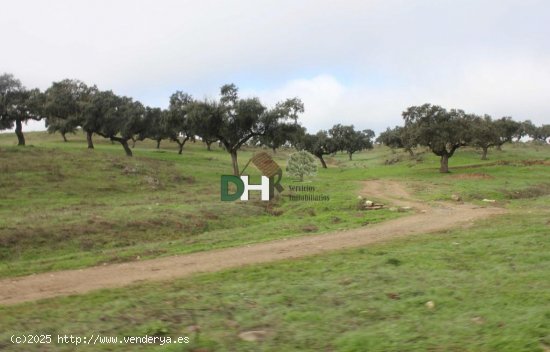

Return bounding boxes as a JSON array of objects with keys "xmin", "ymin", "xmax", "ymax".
[
  {"xmin": 298, "ymin": 130, "xmax": 337, "ymax": 169},
  {"xmin": 81, "ymin": 90, "xmax": 146, "ymax": 156},
  {"xmin": 44, "ymin": 79, "xmax": 92, "ymax": 142},
  {"xmin": 190, "ymin": 84, "xmax": 304, "ymax": 175},
  {"xmin": 0, "ymin": 73, "xmax": 45, "ymax": 145},
  {"xmin": 140, "ymin": 107, "xmax": 168, "ymax": 149},
  {"xmin": 470, "ymin": 115, "xmax": 500, "ymax": 160},
  {"xmin": 329, "ymin": 124, "xmax": 374, "ymax": 160},
  {"xmin": 2, "ymin": 72, "xmax": 546, "ymax": 175},
  {"xmin": 376, "ymin": 126, "xmax": 416, "ymax": 156},
  {"xmin": 402, "ymin": 104, "xmax": 472, "ymax": 173},
  {"xmin": 493, "ymin": 117, "xmax": 521, "ymax": 149},
  {"xmin": 165, "ymin": 91, "xmax": 195, "ymax": 154}
]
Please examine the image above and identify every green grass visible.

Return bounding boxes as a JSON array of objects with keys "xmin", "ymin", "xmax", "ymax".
[
  {"xmin": 0, "ymin": 131, "xmax": 403, "ymax": 277},
  {"xmin": 0, "ymin": 207, "xmax": 548, "ymax": 351},
  {"xmin": 0, "ymin": 130, "xmax": 549, "ymax": 351}
]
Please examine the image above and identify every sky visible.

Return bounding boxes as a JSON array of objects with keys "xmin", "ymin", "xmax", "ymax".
[{"xmin": 2, "ymin": 0, "xmax": 550, "ymax": 134}]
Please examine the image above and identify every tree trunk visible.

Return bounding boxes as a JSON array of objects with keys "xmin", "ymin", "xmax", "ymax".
[
  {"xmin": 175, "ymin": 137, "xmax": 189, "ymax": 154},
  {"xmin": 15, "ymin": 119, "xmax": 25, "ymax": 146},
  {"xmin": 481, "ymin": 147, "xmax": 488, "ymax": 160},
  {"xmin": 110, "ymin": 137, "xmax": 133, "ymax": 156},
  {"xmin": 230, "ymin": 150, "xmax": 239, "ymax": 175},
  {"xmin": 407, "ymin": 148, "xmax": 414, "ymax": 157},
  {"xmin": 206, "ymin": 141, "xmax": 212, "ymax": 151},
  {"xmin": 121, "ymin": 140, "xmax": 132, "ymax": 157},
  {"xmin": 318, "ymin": 155, "xmax": 327, "ymax": 169},
  {"xmin": 348, "ymin": 152, "xmax": 353, "ymax": 160},
  {"xmin": 118, "ymin": 140, "xmax": 132, "ymax": 156},
  {"xmin": 156, "ymin": 139, "xmax": 161, "ymax": 149},
  {"xmin": 86, "ymin": 131, "xmax": 94, "ymax": 149},
  {"xmin": 62, "ymin": 132, "xmax": 68, "ymax": 142},
  {"xmin": 131, "ymin": 138, "xmax": 136, "ymax": 148},
  {"xmin": 439, "ymin": 154, "xmax": 449, "ymax": 173},
  {"xmin": 496, "ymin": 144, "xmax": 502, "ymax": 151},
  {"xmin": 272, "ymin": 147, "xmax": 277, "ymax": 154}
]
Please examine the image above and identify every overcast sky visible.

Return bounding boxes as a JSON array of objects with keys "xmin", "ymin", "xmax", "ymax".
[{"xmin": 2, "ymin": 0, "xmax": 550, "ymax": 133}]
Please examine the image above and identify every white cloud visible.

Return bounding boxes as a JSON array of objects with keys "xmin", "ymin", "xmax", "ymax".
[
  {"xmin": 2, "ymin": 0, "xmax": 550, "ymax": 134},
  {"xmin": 245, "ymin": 75, "xmax": 346, "ymax": 132},
  {"xmin": 252, "ymin": 55, "xmax": 550, "ymax": 134}
]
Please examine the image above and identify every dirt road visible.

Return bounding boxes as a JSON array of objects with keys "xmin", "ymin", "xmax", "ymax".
[{"xmin": 0, "ymin": 180, "xmax": 505, "ymax": 305}]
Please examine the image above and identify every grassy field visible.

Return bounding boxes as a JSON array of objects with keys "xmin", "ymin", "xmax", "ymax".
[
  {"xmin": 0, "ymin": 130, "xmax": 549, "ymax": 351},
  {"xmin": 0, "ymin": 131, "xmax": 402, "ymax": 277}
]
